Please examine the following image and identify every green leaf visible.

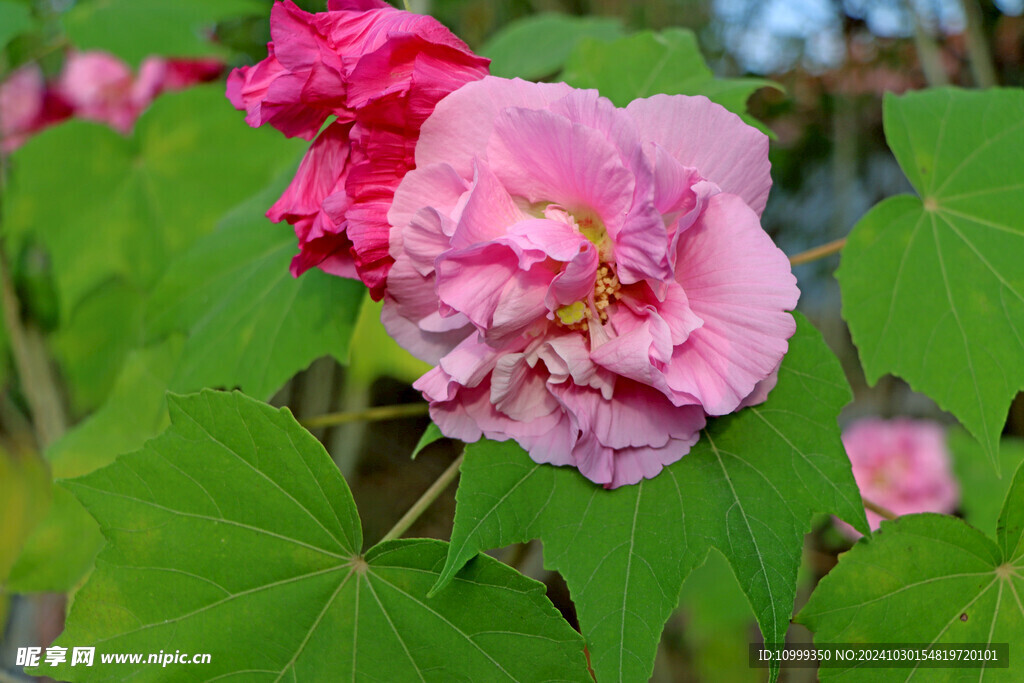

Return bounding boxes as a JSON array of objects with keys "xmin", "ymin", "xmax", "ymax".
[
  {"xmin": 50, "ymin": 278, "xmax": 145, "ymax": 414},
  {"xmin": 411, "ymin": 422, "xmax": 445, "ymax": 460},
  {"xmin": 6, "ymin": 339, "xmax": 182, "ymax": 592},
  {"xmin": 838, "ymin": 88, "xmax": 1024, "ymax": 468},
  {"xmin": 678, "ymin": 551, "xmax": 761, "ymax": 683},
  {"xmin": 0, "ymin": 0, "xmax": 33, "ymax": 49},
  {"xmin": 481, "ymin": 12, "xmax": 623, "ymax": 80},
  {"xmin": 798, "ymin": 460, "xmax": 1024, "ymax": 681},
  {"xmin": 435, "ymin": 314, "xmax": 866, "ymax": 682},
  {"xmin": 39, "ymin": 391, "xmax": 589, "ymax": 681},
  {"xmin": 0, "ymin": 449, "xmax": 50, "ymax": 585},
  {"xmin": 346, "ymin": 294, "xmax": 432, "ymax": 388},
  {"xmin": 6, "ymin": 85, "xmax": 304, "ymax": 320},
  {"xmin": 950, "ymin": 430, "xmax": 1024, "ymax": 538},
  {"xmin": 62, "ymin": 0, "xmax": 262, "ymax": 66},
  {"xmin": 561, "ymin": 29, "xmax": 777, "ymax": 132},
  {"xmin": 144, "ymin": 186, "xmax": 364, "ymax": 400}
]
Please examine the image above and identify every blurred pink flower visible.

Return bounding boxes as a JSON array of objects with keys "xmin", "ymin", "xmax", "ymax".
[
  {"xmin": 838, "ymin": 418, "xmax": 959, "ymax": 538},
  {"xmin": 227, "ymin": 0, "xmax": 489, "ymax": 297},
  {"xmin": 57, "ymin": 52, "xmax": 222, "ymax": 134},
  {"xmin": 1, "ymin": 64, "xmax": 51, "ymax": 151},
  {"xmin": 383, "ymin": 77, "xmax": 799, "ymax": 488}
]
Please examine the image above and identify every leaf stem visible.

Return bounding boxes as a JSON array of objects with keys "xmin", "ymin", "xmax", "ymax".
[
  {"xmin": 788, "ymin": 237, "xmax": 847, "ymax": 266},
  {"xmin": 380, "ymin": 452, "xmax": 464, "ymax": 544},
  {"xmin": 402, "ymin": 0, "xmax": 412, "ymax": 11},
  {"xmin": 299, "ymin": 402, "xmax": 429, "ymax": 429},
  {"xmin": 862, "ymin": 497, "xmax": 897, "ymax": 521}
]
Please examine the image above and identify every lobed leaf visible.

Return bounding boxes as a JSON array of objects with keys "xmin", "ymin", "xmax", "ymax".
[
  {"xmin": 838, "ymin": 88, "xmax": 1024, "ymax": 469},
  {"xmin": 435, "ymin": 314, "xmax": 866, "ymax": 682},
  {"xmin": 34, "ymin": 391, "xmax": 590, "ymax": 681},
  {"xmin": 798, "ymin": 459, "xmax": 1024, "ymax": 681}
]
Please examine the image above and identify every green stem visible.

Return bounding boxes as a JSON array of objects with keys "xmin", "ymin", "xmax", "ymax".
[
  {"xmin": 380, "ymin": 452, "xmax": 464, "ymax": 543},
  {"xmin": 402, "ymin": 0, "xmax": 412, "ymax": 11},
  {"xmin": 788, "ymin": 237, "xmax": 846, "ymax": 266},
  {"xmin": 907, "ymin": 0, "xmax": 950, "ymax": 86},
  {"xmin": 863, "ymin": 497, "xmax": 897, "ymax": 521},
  {"xmin": 961, "ymin": 0, "xmax": 997, "ymax": 88},
  {"xmin": 299, "ymin": 402, "xmax": 429, "ymax": 429}
]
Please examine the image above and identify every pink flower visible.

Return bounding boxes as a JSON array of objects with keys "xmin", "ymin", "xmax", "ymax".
[
  {"xmin": 227, "ymin": 0, "xmax": 489, "ymax": 297},
  {"xmin": 56, "ymin": 51, "xmax": 151, "ymax": 133},
  {"xmin": 1, "ymin": 64, "xmax": 47, "ymax": 151},
  {"xmin": 383, "ymin": 77, "xmax": 800, "ymax": 488},
  {"xmin": 55, "ymin": 52, "xmax": 222, "ymax": 135},
  {"xmin": 838, "ymin": 418, "xmax": 959, "ymax": 538}
]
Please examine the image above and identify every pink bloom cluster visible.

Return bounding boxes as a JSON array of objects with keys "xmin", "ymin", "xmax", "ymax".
[
  {"xmin": 384, "ymin": 77, "xmax": 800, "ymax": 487},
  {"xmin": 838, "ymin": 418, "xmax": 959, "ymax": 538},
  {"xmin": 227, "ymin": 0, "xmax": 489, "ymax": 297},
  {"xmin": 1, "ymin": 52, "xmax": 222, "ymax": 150}
]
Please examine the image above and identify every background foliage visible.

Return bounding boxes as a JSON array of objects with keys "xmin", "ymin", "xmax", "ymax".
[{"xmin": 2, "ymin": 0, "xmax": 1024, "ymax": 681}]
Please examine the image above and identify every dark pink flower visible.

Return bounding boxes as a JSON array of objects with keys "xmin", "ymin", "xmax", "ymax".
[
  {"xmin": 383, "ymin": 77, "xmax": 799, "ymax": 487},
  {"xmin": 838, "ymin": 418, "xmax": 959, "ymax": 538},
  {"xmin": 227, "ymin": 0, "xmax": 489, "ymax": 298}
]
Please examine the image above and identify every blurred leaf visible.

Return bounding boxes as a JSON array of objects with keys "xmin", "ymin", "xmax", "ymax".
[
  {"xmin": 838, "ymin": 88, "xmax": 1024, "ymax": 469},
  {"xmin": 950, "ymin": 430, "xmax": 1024, "ymax": 538},
  {"xmin": 62, "ymin": 0, "xmax": 263, "ymax": 66},
  {"xmin": 50, "ymin": 279, "xmax": 145, "ymax": 414},
  {"xmin": 411, "ymin": 422, "xmax": 445, "ymax": 460},
  {"xmin": 6, "ymin": 486, "xmax": 104, "ymax": 593},
  {"xmin": 0, "ymin": 0, "xmax": 32, "ymax": 49},
  {"xmin": 799, "ymin": 460, "xmax": 1024, "ymax": 680},
  {"xmin": 561, "ymin": 28, "xmax": 777, "ymax": 133},
  {"xmin": 679, "ymin": 550, "xmax": 761, "ymax": 683},
  {"xmin": 0, "ymin": 448, "xmax": 50, "ymax": 585},
  {"xmin": 37, "ymin": 390, "xmax": 590, "ymax": 681},
  {"xmin": 481, "ymin": 12, "xmax": 623, "ymax": 80},
  {"xmin": 346, "ymin": 294, "xmax": 431, "ymax": 388},
  {"xmin": 6, "ymin": 339, "xmax": 181, "ymax": 592},
  {"xmin": 435, "ymin": 314, "xmax": 866, "ymax": 682},
  {"xmin": 145, "ymin": 192, "xmax": 364, "ymax": 400},
  {"xmin": 7, "ymin": 85, "xmax": 304, "ymax": 320}
]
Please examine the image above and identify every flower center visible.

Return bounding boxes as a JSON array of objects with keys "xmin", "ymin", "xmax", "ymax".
[{"xmin": 554, "ymin": 264, "xmax": 620, "ymax": 332}]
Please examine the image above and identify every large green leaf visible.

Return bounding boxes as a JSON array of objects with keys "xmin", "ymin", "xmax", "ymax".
[
  {"xmin": 561, "ymin": 28, "xmax": 777, "ymax": 132},
  {"xmin": 434, "ymin": 314, "xmax": 867, "ymax": 682},
  {"xmin": 145, "ymin": 186, "xmax": 364, "ymax": 400},
  {"xmin": 62, "ymin": 0, "xmax": 262, "ymax": 66},
  {"xmin": 798, "ymin": 459, "xmax": 1024, "ymax": 681},
  {"xmin": 481, "ymin": 12, "xmax": 623, "ymax": 80},
  {"xmin": 0, "ymin": 0, "xmax": 32, "ymax": 49},
  {"xmin": 6, "ymin": 85, "xmax": 303, "ymax": 320},
  {"xmin": 838, "ymin": 88, "xmax": 1024, "ymax": 468},
  {"xmin": 36, "ymin": 391, "xmax": 589, "ymax": 681}
]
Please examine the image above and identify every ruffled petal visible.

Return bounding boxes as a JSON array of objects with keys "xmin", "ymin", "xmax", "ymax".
[
  {"xmin": 626, "ymin": 94, "xmax": 771, "ymax": 216},
  {"xmin": 665, "ymin": 193, "xmax": 799, "ymax": 414}
]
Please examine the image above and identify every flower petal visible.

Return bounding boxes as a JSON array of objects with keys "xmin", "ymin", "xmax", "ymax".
[{"xmin": 627, "ymin": 94, "xmax": 771, "ymax": 216}]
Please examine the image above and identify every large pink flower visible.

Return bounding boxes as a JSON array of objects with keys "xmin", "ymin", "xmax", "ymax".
[
  {"xmin": 383, "ymin": 77, "xmax": 800, "ymax": 487},
  {"xmin": 838, "ymin": 418, "xmax": 959, "ymax": 538},
  {"xmin": 227, "ymin": 0, "xmax": 489, "ymax": 297}
]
